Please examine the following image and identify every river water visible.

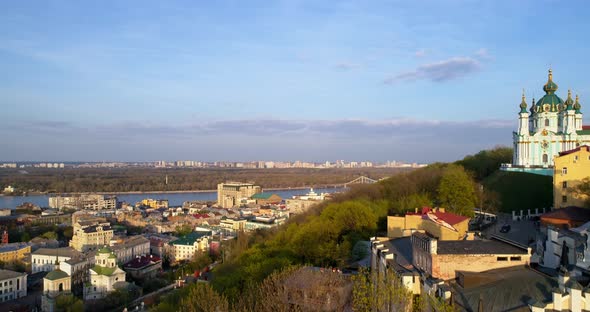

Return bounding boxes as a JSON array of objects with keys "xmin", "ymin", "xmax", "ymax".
[{"xmin": 0, "ymin": 187, "xmax": 345, "ymax": 209}]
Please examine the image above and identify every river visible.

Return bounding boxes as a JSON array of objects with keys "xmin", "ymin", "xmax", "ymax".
[{"xmin": 0, "ymin": 187, "xmax": 346, "ymax": 209}]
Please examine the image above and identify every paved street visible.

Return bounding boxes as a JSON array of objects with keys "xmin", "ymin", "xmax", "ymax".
[{"xmin": 483, "ymin": 213, "xmax": 539, "ymax": 246}]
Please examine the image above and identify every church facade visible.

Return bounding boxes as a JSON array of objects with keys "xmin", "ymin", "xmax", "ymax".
[{"xmin": 513, "ymin": 69, "xmax": 590, "ymax": 168}]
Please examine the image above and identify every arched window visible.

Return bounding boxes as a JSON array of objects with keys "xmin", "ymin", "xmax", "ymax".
[
  {"xmin": 59, "ymin": 283, "xmax": 63, "ymax": 292},
  {"xmin": 543, "ymin": 154, "xmax": 548, "ymax": 163},
  {"xmin": 545, "ymin": 119, "xmax": 550, "ymax": 127}
]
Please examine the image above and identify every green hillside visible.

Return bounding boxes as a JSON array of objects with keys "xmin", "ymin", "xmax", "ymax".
[{"xmin": 483, "ymin": 170, "xmax": 553, "ymax": 212}]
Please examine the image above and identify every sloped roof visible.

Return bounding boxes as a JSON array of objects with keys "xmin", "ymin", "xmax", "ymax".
[
  {"xmin": 407, "ymin": 207, "xmax": 469, "ymax": 226},
  {"xmin": 45, "ymin": 269, "xmax": 69, "ymax": 280},
  {"xmin": 251, "ymin": 193, "xmax": 281, "ymax": 200},
  {"xmin": 542, "ymin": 206, "xmax": 590, "ymax": 223},
  {"xmin": 0, "ymin": 269, "xmax": 26, "ymax": 280},
  {"xmin": 558, "ymin": 145, "xmax": 590, "ymax": 157}
]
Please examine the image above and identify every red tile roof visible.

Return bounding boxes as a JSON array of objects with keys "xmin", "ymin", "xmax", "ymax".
[
  {"xmin": 124, "ymin": 255, "xmax": 161, "ymax": 269},
  {"xmin": 407, "ymin": 207, "xmax": 469, "ymax": 226},
  {"xmin": 583, "ymin": 126, "xmax": 590, "ymax": 130}
]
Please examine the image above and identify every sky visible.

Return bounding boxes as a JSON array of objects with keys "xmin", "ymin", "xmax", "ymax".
[{"xmin": 1, "ymin": 0, "xmax": 590, "ymax": 163}]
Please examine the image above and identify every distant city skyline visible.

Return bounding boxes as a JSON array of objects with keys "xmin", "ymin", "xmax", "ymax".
[{"xmin": 1, "ymin": 1, "xmax": 589, "ymax": 162}]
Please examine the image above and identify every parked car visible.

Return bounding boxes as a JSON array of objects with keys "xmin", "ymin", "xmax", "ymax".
[{"xmin": 500, "ymin": 224, "xmax": 511, "ymax": 233}]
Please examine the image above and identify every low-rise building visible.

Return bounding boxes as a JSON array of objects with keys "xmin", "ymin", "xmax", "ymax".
[
  {"xmin": 250, "ymin": 193, "xmax": 282, "ymax": 205},
  {"xmin": 387, "ymin": 207, "xmax": 470, "ymax": 240},
  {"xmin": 42, "ymin": 266, "xmax": 71, "ymax": 312},
  {"xmin": 49, "ymin": 194, "xmax": 117, "ymax": 210},
  {"xmin": 411, "ymin": 232, "xmax": 531, "ymax": 280},
  {"xmin": 0, "ymin": 269, "xmax": 27, "ymax": 303},
  {"xmin": 31, "ymin": 247, "xmax": 82, "ymax": 273},
  {"xmin": 169, "ymin": 231, "xmax": 211, "ymax": 263},
  {"xmin": 111, "ymin": 235, "xmax": 150, "ymax": 264},
  {"xmin": 139, "ymin": 199, "xmax": 169, "ymax": 209},
  {"xmin": 84, "ymin": 246, "xmax": 126, "ymax": 300},
  {"xmin": 553, "ymin": 145, "xmax": 590, "ymax": 209},
  {"xmin": 123, "ymin": 255, "xmax": 162, "ymax": 280},
  {"xmin": 0, "ymin": 242, "xmax": 31, "ymax": 263}
]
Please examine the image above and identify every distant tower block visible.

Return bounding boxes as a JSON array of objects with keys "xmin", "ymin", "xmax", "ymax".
[{"xmin": 2, "ymin": 229, "xmax": 8, "ymax": 244}]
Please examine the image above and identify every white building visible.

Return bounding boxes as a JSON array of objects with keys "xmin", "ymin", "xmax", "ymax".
[
  {"xmin": 84, "ymin": 246, "xmax": 126, "ymax": 300},
  {"xmin": 169, "ymin": 231, "xmax": 210, "ymax": 263},
  {"xmin": 0, "ymin": 269, "xmax": 27, "ymax": 303},
  {"xmin": 31, "ymin": 247, "xmax": 82, "ymax": 273},
  {"xmin": 513, "ymin": 69, "xmax": 590, "ymax": 168},
  {"xmin": 111, "ymin": 235, "xmax": 150, "ymax": 264}
]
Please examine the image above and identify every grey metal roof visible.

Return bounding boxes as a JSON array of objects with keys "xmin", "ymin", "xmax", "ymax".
[
  {"xmin": 0, "ymin": 269, "xmax": 26, "ymax": 280},
  {"xmin": 437, "ymin": 239, "xmax": 528, "ymax": 255}
]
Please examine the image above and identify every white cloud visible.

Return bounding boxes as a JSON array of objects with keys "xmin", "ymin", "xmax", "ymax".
[{"xmin": 384, "ymin": 56, "xmax": 481, "ymax": 84}]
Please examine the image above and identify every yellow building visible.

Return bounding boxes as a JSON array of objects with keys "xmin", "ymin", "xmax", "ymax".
[
  {"xmin": 387, "ymin": 207, "xmax": 470, "ymax": 240},
  {"xmin": 140, "ymin": 198, "xmax": 169, "ymax": 209},
  {"xmin": 69, "ymin": 220, "xmax": 114, "ymax": 252},
  {"xmin": 217, "ymin": 182, "xmax": 261, "ymax": 208},
  {"xmin": 553, "ymin": 145, "xmax": 590, "ymax": 208},
  {"xmin": 0, "ymin": 243, "xmax": 31, "ymax": 263}
]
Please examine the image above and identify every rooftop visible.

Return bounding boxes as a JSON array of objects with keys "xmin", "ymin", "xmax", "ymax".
[
  {"xmin": 170, "ymin": 231, "xmax": 211, "ymax": 246},
  {"xmin": 251, "ymin": 193, "xmax": 281, "ymax": 200},
  {"xmin": 124, "ymin": 255, "xmax": 161, "ymax": 269},
  {"xmin": 0, "ymin": 242, "xmax": 30, "ymax": 253},
  {"xmin": 558, "ymin": 145, "xmax": 590, "ymax": 157},
  {"xmin": 379, "ymin": 237, "xmax": 414, "ymax": 271},
  {"xmin": 437, "ymin": 238, "xmax": 528, "ymax": 255},
  {"xmin": 32, "ymin": 247, "xmax": 80, "ymax": 258},
  {"xmin": 0, "ymin": 269, "xmax": 26, "ymax": 280},
  {"xmin": 406, "ymin": 207, "xmax": 470, "ymax": 226},
  {"xmin": 452, "ymin": 267, "xmax": 556, "ymax": 311},
  {"xmin": 542, "ymin": 206, "xmax": 590, "ymax": 223},
  {"xmin": 91, "ymin": 265, "xmax": 117, "ymax": 276},
  {"xmin": 45, "ymin": 269, "xmax": 69, "ymax": 281}
]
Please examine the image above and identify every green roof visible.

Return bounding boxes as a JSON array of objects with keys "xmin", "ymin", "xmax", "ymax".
[
  {"xmin": 577, "ymin": 130, "xmax": 590, "ymax": 135},
  {"xmin": 170, "ymin": 231, "xmax": 211, "ymax": 246},
  {"xmin": 45, "ymin": 269, "xmax": 69, "ymax": 281},
  {"xmin": 535, "ymin": 93, "xmax": 563, "ymax": 112},
  {"xmin": 97, "ymin": 246, "xmax": 113, "ymax": 254},
  {"xmin": 92, "ymin": 265, "xmax": 117, "ymax": 276},
  {"xmin": 251, "ymin": 193, "xmax": 279, "ymax": 200}
]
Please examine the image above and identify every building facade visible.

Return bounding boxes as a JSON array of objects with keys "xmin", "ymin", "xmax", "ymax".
[
  {"xmin": 0, "ymin": 243, "xmax": 31, "ymax": 263},
  {"xmin": 513, "ymin": 69, "xmax": 590, "ymax": 168},
  {"xmin": 0, "ymin": 269, "xmax": 27, "ymax": 303},
  {"xmin": 84, "ymin": 247, "xmax": 126, "ymax": 300},
  {"xmin": 111, "ymin": 235, "xmax": 150, "ymax": 264},
  {"xmin": 31, "ymin": 247, "xmax": 82, "ymax": 273},
  {"xmin": 69, "ymin": 220, "xmax": 114, "ymax": 252},
  {"xmin": 217, "ymin": 182, "xmax": 261, "ymax": 208},
  {"xmin": 553, "ymin": 145, "xmax": 590, "ymax": 208},
  {"xmin": 49, "ymin": 194, "xmax": 117, "ymax": 210},
  {"xmin": 169, "ymin": 231, "xmax": 211, "ymax": 263},
  {"xmin": 387, "ymin": 207, "xmax": 470, "ymax": 240}
]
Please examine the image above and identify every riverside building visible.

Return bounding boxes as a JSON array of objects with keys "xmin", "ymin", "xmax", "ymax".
[{"xmin": 217, "ymin": 182, "xmax": 261, "ymax": 208}]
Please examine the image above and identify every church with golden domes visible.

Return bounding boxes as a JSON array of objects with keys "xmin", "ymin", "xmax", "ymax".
[{"xmin": 512, "ymin": 69, "xmax": 590, "ymax": 169}]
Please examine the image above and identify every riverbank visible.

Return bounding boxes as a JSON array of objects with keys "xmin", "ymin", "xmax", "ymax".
[{"xmin": 19, "ymin": 185, "xmax": 342, "ymax": 196}]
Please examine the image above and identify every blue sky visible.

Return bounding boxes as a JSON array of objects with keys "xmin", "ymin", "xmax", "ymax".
[{"xmin": 1, "ymin": 0, "xmax": 590, "ymax": 162}]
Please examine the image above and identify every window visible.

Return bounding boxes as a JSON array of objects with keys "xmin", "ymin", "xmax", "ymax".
[
  {"xmin": 543, "ymin": 154, "xmax": 549, "ymax": 163},
  {"xmin": 545, "ymin": 119, "xmax": 550, "ymax": 127},
  {"xmin": 563, "ymin": 181, "xmax": 568, "ymax": 189},
  {"xmin": 575, "ymin": 155, "xmax": 579, "ymax": 161},
  {"xmin": 562, "ymin": 167, "xmax": 568, "ymax": 174},
  {"xmin": 497, "ymin": 257, "xmax": 508, "ymax": 261},
  {"xmin": 562, "ymin": 195, "xmax": 568, "ymax": 203},
  {"xmin": 510, "ymin": 256, "xmax": 522, "ymax": 261}
]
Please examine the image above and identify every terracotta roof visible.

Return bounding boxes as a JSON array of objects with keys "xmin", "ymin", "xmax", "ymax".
[
  {"xmin": 583, "ymin": 126, "xmax": 590, "ymax": 130},
  {"xmin": 407, "ymin": 207, "xmax": 469, "ymax": 226}
]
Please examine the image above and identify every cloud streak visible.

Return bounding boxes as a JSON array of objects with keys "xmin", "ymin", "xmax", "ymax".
[{"xmin": 385, "ymin": 57, "xmax": 481, "ymax": 84}]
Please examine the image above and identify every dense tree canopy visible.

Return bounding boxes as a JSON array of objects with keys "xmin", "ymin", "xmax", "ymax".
[{"xmin": 437, "ymin": 164, "xmax": 477, "ymax": 217}]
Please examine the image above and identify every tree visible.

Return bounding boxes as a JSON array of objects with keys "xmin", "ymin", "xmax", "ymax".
[
  {"xmin": 55, "ymin": 294, "xmax": 84, "ymax": 312},
  {"xmin": 175, "ymin": 224, "xmax": 193, "ymax": 237},
  {"xmin": 178, "ymin": 284, "xmax": 229, "ymax": 312},
  {"xmin": 437, "ymin": 165, "xmax": 477, "ymax": 217},
  {"xmin": 351, "ymin": 267, "xmax": 412, "ymax": 312},
  {"xmin": 574, "ymin": 178, "xmax": 590, "ymax": 208},
  {"xmin": 41, "ymin": 231, "xmax": 58, "ymax": 240}
]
